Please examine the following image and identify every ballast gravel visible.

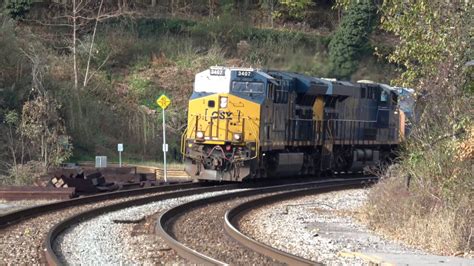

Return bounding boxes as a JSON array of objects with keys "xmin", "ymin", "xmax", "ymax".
[
  {"xmin": 171, "ymin": 193, "xmax": 284, "ymax": 265},
  {"xmin": 239, "ymin": 189, "xmax": 425, "ymax": 265},
  {"xmin": 0, "ymin": 190, "xmax": 181, "ymax": 264},
  {"xmin": 0, "ymin": 199, "xmax": 58, "ymax": 215},
  {"xmin": 54, "ymin": 189, "xmax": 245, "ymax": 265}
]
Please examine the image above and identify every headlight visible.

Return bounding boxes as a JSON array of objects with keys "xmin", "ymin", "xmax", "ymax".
[
  {"xmin": 233, "ymin": 133, "xmax": 242, "ymax": 141},
  {"xmin": 220, "ymin": 97, "xmax": 228, "ymax": 108},
  {"xmin": 196, "ymin": 131, "xmax": 204, "ymax": 139}
]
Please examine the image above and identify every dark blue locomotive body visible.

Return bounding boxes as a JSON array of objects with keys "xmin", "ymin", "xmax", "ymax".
[{"xmin": 257, "ymin": 70, "xmax": 404, "ymax": 177}]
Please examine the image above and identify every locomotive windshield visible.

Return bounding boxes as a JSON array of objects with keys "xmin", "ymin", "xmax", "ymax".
[{"xmin": 232, "ymin": 81, "xmax": 264, "ymax": 95}]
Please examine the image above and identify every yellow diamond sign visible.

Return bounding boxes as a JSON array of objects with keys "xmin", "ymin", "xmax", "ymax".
[{"xmin": 156, "ymin": 94, "xmax": 171, "ymax": 110}]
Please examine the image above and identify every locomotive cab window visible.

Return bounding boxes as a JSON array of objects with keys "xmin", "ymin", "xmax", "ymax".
[
  {"xmin": 379, "ymin": 90, "xmax": 389, "ymax": 106},
  {"xmin": 232, "ymin": 81, "xmax": 264, "ymax": 96},
  {"xmin": 380, "ymin": 91, "xmax": 388, "ymax": 102}
]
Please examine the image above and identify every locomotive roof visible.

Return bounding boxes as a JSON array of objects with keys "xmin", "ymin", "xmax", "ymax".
[
  {"xmin": 265, "ymin": 70, "xmax": 406, "ymax": 98},
  {"xmin": 267, "ymin": 70, "xmax": 363, "ymax": 97},
  {"xmin": 195, "ymin": 67, "xmax": 407, "ymax": 99}
]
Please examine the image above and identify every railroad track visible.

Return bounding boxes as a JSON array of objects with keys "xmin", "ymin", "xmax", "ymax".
[
  {"xmin": 0, "ymin": 181, "xmax": 200, "ymax": 229},
  {"xmin": 0, "ymin": 181, "xmax": 220, "ymax": 264},
  {"xmin": 44, "ymin": 177, "xmax": 322, "ymax": 264},
  {"xmin": 45, "ymin": 183, "xmax": 242, "ymax": 265},
  {"xmin": 1, "ymin": 176, "xmax": 375, "ymax": 264},
  {"xmin": 157, "ymin": 177, "xmax": 376, "ymax": 265}
]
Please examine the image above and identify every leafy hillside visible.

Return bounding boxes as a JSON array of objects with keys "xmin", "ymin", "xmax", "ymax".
[{"xmin": 0, "ymin": 1, "xmax": 396, "ymax": 177}]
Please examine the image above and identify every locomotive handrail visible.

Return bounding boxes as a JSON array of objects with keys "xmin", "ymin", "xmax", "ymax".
[
  {"xmin": 246, "ymin": 119, "xmax": 260, "ymax": 160},
  {"xmin": 189, "ymin": 115, "xmax": 197, "ymax": 138},
  {"xmin": 192, "ymin": 114, "xmax": 234, "ymax": 120},
  {"xmin": 180, "ymin": 127, "xmax": 188, "ymax": 159},
  {"xmin": 326, "ymin": 118, "xmax": 377, "ymax": 123}
]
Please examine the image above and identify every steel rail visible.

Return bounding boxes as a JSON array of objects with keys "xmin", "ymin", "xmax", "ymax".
[
  {"xmin": 0, "ymin": 181, "xmax": 204, "ymax": 229},
  {"xmin": 224, "ymin": 180, "xmax": 376, "ymax": 265},
  {"xmin": 156, "ymin": 177, "xmax": 377, "ymax": 265},
  {"xmin": 44, "ymin": 183, "xmax": 240, "ymax": 266}
]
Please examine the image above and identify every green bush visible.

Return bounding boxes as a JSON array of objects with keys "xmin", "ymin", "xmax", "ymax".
[
  {"xmin": 328, "ymin": 0, "xmax": 376, "ymax": 79},
  {"xmin": 6, "ymin": 0, "xmax": 31, "ymax": 19}
]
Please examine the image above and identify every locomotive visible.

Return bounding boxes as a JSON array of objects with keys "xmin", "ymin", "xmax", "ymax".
[{"xmin": 182, "ymin": 67, "xmax": 406, "ymax": 181}]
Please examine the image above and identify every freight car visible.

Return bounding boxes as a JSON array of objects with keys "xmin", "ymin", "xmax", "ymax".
[{"xmin": 182, "ymin": 67, "xmax": 407, "ymax": 181}]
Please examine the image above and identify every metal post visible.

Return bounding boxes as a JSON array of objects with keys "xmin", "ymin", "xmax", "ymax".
[
  {"xmin": 119, "ymin": 151, "xmax": 122, "ymax": 167},
  {"xmin": 162, "ymin": 109, "xmax": 167, "ymax": 182}
]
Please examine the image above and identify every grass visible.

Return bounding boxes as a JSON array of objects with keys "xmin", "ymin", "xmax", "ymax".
[
  {"xmin": 0, "ymin": 161, "xmax": 46, "ymax": 186},
  {"xmin": 360, "ymin": 126, "xmax": 473, "ymax": 255},
  {"xmin": 361, "ymin": 174, "xmax": 472, "ymax": 255}
]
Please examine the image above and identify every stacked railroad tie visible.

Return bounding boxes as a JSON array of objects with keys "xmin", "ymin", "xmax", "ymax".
[{"xmin": 50, "ymin": 171, "xmax": 119, "ymax": 194}]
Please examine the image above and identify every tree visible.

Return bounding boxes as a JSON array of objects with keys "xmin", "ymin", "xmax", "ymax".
[
  {"xmin": 279, "ymin": 0, "xmax": 312, "ymax": 20},
  {"xmin": 378, "ymin": 0, "xmax": 472, "ymax": 176},
  {"xmin": 261, "ymin": 0, "xmax": 278, "ymax": 27},
  {"xmin": 12, "ymin": 1, "xmax": 131, "ymax": 91},
  {"xmin": 20, "ymin": 95, "xmax": 72, "ymax": 169},
  {"xmin": 19, "ymin": 47, "xmax": 73, "ymax": 169},
  {"xmin": 380, "ymin": 0, "xmax": 471, "ymax": 88},
  {"xmin": 361, "ymin": 0, "xmax": 473, "ymax": 253},
  {"xmin": 67, "ymin": 0, "xmax": 131, "ymax": 90},
  {"xmin": 5, "ymin": 0, "xmax": 31, "ymax": 19},
  {"xmin": 328, "ymin": 0, "xmax": 376, "ymax": 79},
  {"xmin": 4, "ymin": 110, "xmax": 20, "ymax": 168}
]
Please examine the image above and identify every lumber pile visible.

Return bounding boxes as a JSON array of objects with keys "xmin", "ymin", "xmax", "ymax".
[{"xmin": 50, "ymin": 171, "xmax": 119, "ymax": 194}]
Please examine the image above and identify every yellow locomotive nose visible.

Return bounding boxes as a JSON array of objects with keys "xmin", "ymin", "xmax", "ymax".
[{"xmin": 187, "ymin": 93, "xmax": 260, "ymax": 145}]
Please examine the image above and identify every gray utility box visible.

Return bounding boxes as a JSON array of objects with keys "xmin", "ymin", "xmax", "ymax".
[{"xmin": 95, "ymin": 156, "xmax": 107, "ymax": 168}]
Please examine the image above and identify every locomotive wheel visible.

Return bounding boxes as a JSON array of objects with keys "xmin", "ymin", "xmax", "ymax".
[{"xmin": 334, "ymin": 148, "xmax": 352, "ymax": 171}]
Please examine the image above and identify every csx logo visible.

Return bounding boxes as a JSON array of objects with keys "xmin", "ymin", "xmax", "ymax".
[{"xmin": 211, "ymin": 111, "xmax": 232, "ymax": 119}]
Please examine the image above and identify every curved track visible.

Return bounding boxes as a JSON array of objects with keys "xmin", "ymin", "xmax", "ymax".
[
  {"xmin": 0, "ymin": 181, "xmax": 223, "ymax": 264},
  {"xmin": 44, "ymin": 183, "xmax": 240, "ymax": 265},
  {"xmin": 156, "ymin": 177, "xmax": 376, "ymax": 265},
  {"xmin": 0, "ymin": 182, "xmax": 200, "ymax": 229}
]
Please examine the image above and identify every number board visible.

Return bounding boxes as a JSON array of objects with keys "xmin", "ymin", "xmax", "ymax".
[
  {"xmin": 237, "ymin": 70, "xmax": 253, "ymax": 77},
  {"xmin": 210, "ymin": 68, "xmax": 225, "ymax": 76}
]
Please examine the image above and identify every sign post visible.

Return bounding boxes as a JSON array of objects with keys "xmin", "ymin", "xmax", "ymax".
[
  {"xmin": 117, "ymin": 143, "xmax": 124, "ymax": 167},
  {"xmin": 156, "ymin": 94, "xmax": 171, "ymax": 182}
]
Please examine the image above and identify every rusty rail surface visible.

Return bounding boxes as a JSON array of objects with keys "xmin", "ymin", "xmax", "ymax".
[
  {"xmin": 155, "ymin": 177, "xmax": 377, "ymax": 265},
  {"xmin": 43, "ymin": 183, "xmax": 239, "ymax": 266},
  {"xmin": 0, "ymin": 186, "xmax": 76, "ymax": 201},
  {"xmin": 0, "ymin": 181, "xmax": 200, "ymax": 229}
]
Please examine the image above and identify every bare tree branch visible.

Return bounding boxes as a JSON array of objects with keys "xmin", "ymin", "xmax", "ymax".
[
  {"xmin": 83, "ymin": 0, "xmax": 104, "ymax": 88},
  {"xmin": 84, "ymin": 52, "xmax": 111, "ymax": 86}
]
